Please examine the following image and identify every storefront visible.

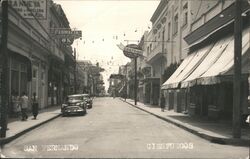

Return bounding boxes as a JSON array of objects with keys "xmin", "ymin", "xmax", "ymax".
[{"xmin": 162, "ymin": 17, "xmax": 250, "ymax": 120}]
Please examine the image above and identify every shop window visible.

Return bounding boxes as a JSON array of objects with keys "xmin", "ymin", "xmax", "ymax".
[
  {"xmin": 11, "ymin": 61, "xmax": 19, "ymax": 71},
  {"xmin": 11, "ymin": 70, "xmax": 19, "ymax": 95},
  {"xmin": 20, "ymin": 72, "xmax": 27, "ymax": 94},
  {"xmin": 41, "ymin": 72, "xmax": 45, "ymax": 81},
  {"xmin": 20, "ymin": 64, "xmax": 27, "ymax": 72}
]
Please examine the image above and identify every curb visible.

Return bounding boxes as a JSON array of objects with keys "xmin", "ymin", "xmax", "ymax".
[
  {"xmin": 121, "ymin": 99, "xmax": 250, "ymax": 147},
  {"xmin": 0, "ymin": 114, "xmax": 61, "ymax": 146}
]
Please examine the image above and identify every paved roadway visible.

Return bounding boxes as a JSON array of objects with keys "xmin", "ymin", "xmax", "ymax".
[{"xmin": 1, "ymin": 97, "xmax": 249, "ymax": 158}]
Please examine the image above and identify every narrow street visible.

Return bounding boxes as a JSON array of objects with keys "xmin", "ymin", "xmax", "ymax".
[{"xmin": 1, "ymin": 98, "xmax": 249, "ymax": 158}]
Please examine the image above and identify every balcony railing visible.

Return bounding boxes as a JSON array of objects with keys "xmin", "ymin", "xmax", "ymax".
[{"xmin": 147, "ymin": 43, "xmax": 163, "ymax": 63}]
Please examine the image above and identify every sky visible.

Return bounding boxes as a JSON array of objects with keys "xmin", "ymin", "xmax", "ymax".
[{"xmin": 54, "ymin": 0, "xmax": 160, "ymax": 91}]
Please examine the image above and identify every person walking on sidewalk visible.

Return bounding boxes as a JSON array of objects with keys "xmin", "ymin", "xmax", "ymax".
[
  {"xmin": 12, "ymin": 91, "xmax": 21, "ymax": 118},
  {"xmin": 31, "ymin": 92, "xmax": 39, "ymax": 120},
  {"xmin": 20, "ymin": 92, "xmax": 29, "ymax": 121},
  {"xmin": 160, "ymin": 92, "xmax": 165, "ymax": 112}
]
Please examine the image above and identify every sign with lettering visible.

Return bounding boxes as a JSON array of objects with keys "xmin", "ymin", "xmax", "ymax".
[
  {"xmin": 9, "ymin": 0, "xmax": 47, "ymax": 19},
  {"xmin": 61, "ymin": 38, "xmax": 74, "ymax": 45},
  {"xmin": 50, "ymin": 28, "xmax": 82, "ymax": 39},
  {"xmin": 117, "ymin": 43, "xmax": 143, "ymax": 58}
]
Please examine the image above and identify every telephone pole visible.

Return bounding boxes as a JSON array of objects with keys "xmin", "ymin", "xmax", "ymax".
[
  {"xmin": 134, "ymin": 57, "xmax": 137, "ymax": 105},
  {"xmin": 0, "ymin": 0, "xmax": 9, "ymax": 138},
  {"xmin": 74, "ymin": 48, "xmax": 77, "ymax": 94},
  {"xmin": 233, "ymin": 0, "xmax": 242, "ymax": 138}
]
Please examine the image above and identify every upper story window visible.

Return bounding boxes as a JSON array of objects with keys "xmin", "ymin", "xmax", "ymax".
[
  {"xmin": 154, "ymin": 37, "xmax": 157, "ymax": 48},
  {"xmin": 167, "ymin": 22, "xmax": 171, "ymax": 40},
  {"xmin": 182, "ymin": 3, "xmax": 188, "ymax": 27},
  {"xmin": 173, "ymin": 14, "xmax": 178, "ymax": 35},
  {"xmin": 162, "ymin": 30, "xmax": 165, "ymax": 41},
  {"xmin": 50, "ymin": 21, "xmax": 54, "ymax": 28}
]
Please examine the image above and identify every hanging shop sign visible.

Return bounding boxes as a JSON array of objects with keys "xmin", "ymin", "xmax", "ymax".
[
  {"xmin": 61, "ymin": 38, "xmax": 74, "ymax": 45},
  {"xmin": 9, "ymin": 0, "xmax": 47, "ymax": 19},
  {"xmin": 117, "ymin": 43, "xmax": 143, "ymax": 59},
  {"xmin": 50, "ymin": 28, "xmax": 82, "ymax": 40}
]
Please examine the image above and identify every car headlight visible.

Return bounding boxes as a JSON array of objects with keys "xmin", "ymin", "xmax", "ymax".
[{"xmin": 76, "ymin": 102, "xmax": 82, "ymax": 106}]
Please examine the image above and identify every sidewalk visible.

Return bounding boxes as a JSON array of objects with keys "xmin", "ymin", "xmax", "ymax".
[
  {"xmin": 122, "ymin": 98, "xmax": 250, "ymax": 147},
  {"xmin": 0, "ymin": 106, "xmax": 61, "ymax": 145}
]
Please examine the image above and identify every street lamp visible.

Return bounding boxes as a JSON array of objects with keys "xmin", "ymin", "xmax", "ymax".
[{"xmin": 117, "ymin": 43, "xmax": 143, "ymax": 105}]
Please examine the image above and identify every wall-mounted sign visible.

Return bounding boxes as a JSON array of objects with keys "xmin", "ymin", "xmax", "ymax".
[
  {"xmin": 50, "ymin": 28, "xmax": 82, "ymax": 40},
  {"xmin": 9, "ymin": 0, "xmax": 47, "ymax": 19},
  {"xmin": 61, "ymin": 38, "xmax": 73, "ymax": 45},
  {"xmin": 117, "ymin": 43, "xmax": 143, "ymax": 59}
]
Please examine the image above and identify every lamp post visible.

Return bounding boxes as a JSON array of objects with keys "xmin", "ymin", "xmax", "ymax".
[
  {"xmin": 117, "ymin": 43, "xmax": 143, "ymax": 106},
  {"xmin": 233, "ymin": 0, "xmax": 242, "ymax": 138},
  {"xmin": 74, "ymin": 48, "xmax": 77, "ymax": 94}
]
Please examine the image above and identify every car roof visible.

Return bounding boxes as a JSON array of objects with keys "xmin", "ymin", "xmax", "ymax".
[
  {"xmin": 79, "ymin": 94, "xmax": 90, "ymax": 96},
  {"xmin": 68, "ymin": 94, "xmax": 84, "ymax": 97}
]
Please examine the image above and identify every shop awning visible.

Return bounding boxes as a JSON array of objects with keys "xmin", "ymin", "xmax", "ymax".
[
  {"xmin": 161, "ymin": 44, "xmax": 213, "ymax": 89},
  {"xmin": 181, "ymin": 35, "xmax": 233, "ymax": 88},
  {"xmin": 197, "ymin": 29, "xmax": 250, "ymax": 85},
  {"xmin": 162, "ymin": 28, "xmax": 250, "ymax": 90}
]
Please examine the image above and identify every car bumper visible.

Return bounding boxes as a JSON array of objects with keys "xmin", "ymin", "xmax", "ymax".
[{"xmin": 62, "ymin": 107, "xmax": 86, "ymax": 115}]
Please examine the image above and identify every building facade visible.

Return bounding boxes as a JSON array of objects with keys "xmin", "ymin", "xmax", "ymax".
[
  {"xmin": 0, "ymin": 0, "xmax": 75, "ymax": 116},
  {"xmin": 161, "ymin": 0, "xmax": 250, "ymax": 121}
]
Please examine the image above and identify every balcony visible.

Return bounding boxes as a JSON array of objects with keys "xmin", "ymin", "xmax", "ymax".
[{"xmin": 147, "ymin": 43, "xmax": 164, "ymax": 64}]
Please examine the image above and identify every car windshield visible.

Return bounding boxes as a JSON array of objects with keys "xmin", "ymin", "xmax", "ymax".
[
  {"xmin": 68, "ymin": 96, "xmax": 83, "ymax": 101},
  {"xmin": 83, "ymin": 95, "xmax": 90, "ymax": 98}
]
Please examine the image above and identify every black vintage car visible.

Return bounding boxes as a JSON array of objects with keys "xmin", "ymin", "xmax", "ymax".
[
  {"xmin": 61, "ymin": 94, "xmax": 87, "ymax": 116},
  {"xmin": 81, "ymin": 94, "xmax": 93, "ymax": 109}
]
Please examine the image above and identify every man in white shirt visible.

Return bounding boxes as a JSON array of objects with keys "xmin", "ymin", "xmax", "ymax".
[{"xmin": 20, "ymin": 92, "xmax": 29, "ymax": 121}]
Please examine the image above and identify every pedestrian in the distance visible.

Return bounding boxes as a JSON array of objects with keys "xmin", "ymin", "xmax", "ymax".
[
  {"xmin": 20, "ymin": 92, "xmax": 29, "ymax": 121},
  {"xmin": 124, "ymin": 91, "xmax": 127, "ymax": 102},
  {"xmin": 31, "ymin": 92, "xmax": 39, "ymax": 120},
  {"xmin": 160, "ymin": 92, "xmax": 165, "ymax": 112}
]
